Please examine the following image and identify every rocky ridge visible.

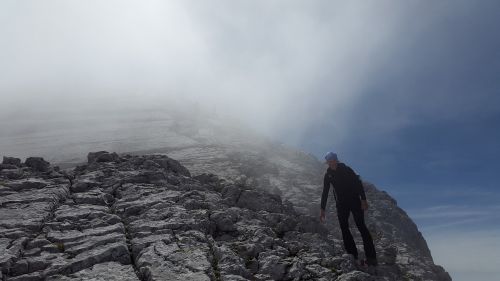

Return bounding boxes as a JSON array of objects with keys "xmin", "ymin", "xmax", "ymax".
[
  {"xmin": 131, "ymin": 144, "xmax": 449, "ymax": 280},
  {"xmin": 0, "ymin": 152, "xmax": 450, "ymax": 281}
]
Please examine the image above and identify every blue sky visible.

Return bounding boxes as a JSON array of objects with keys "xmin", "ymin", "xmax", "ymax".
[
  {"xmin": 1, "ymin": 1, "xmax": 499, "ymax": 280},
  {"xmin": 298, "ymin": 0, "xmax": 500, "ymax": 210},
  {"xmin": 295, "ymin": 3, "xmax": 500, "ymax": 278}
]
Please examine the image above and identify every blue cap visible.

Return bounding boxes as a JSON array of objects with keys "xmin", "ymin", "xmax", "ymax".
[{"xmin": 324, "ymin": 151, "xmax": 338, "ymax": 161}]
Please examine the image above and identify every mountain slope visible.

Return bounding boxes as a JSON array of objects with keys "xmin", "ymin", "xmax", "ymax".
[
  {"xmin": 0, "ymin": 108, "xmax": 451, "ymax": 280},
  {"xmin": 0, "ymin": 152, "xmax": 450, "ymax": 281},
  {"xmin": 131, "ymin": 143, "xmax": 450, "ymax": 281}
]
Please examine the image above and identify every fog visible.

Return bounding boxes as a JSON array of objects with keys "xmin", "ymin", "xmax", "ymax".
[
  {"xmin": 0, "ymin": 0, "xmax": 420, "ymax": 147},
  {"xmin": 2, "ymin": 2, "xmax": 500, "ymax": 280}
]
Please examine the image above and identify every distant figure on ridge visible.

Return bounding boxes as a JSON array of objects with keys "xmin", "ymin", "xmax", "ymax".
[{"xmin": 320, "ymin": 151, "xmax": 378, "ymax": 266}]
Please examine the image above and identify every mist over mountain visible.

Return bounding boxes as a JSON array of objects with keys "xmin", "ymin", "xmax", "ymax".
[
  {"xmin": 2, "ymin": 1, "xmax": 499, "ymax": 280},
  {"xmin": 0, "ymin": 107, "xmax": 451, "ymax": 280}
]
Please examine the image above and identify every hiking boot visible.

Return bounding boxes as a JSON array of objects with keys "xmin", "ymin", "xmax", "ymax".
[{"xmin": 355, "ymin": 259, "xmax": 367, "ymax": 267}]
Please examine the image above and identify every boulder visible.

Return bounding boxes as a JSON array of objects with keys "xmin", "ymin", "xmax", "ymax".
[
  {"xmin": 46, "ymin": 262, "xmax": 139, "ymax": 281},
  {"xmin": 3, "ymin": 156, "xmax": 21, "ymax": 166},
  {"xmin": 0, "ymin": 164, "xmax": 18, "ymax": 170},
  {"xmin": 87, "ymin": 151, "xmax": 119, "ymax": 163},
  {"xmin": 25, "ymin": 157, "xmax": 50, "ymax": 172},
  {"xmin": 257, "ymin": 254, "xmax": 286, "ymax": 280},
  {"xmin": 295, "ymin": 215, "xmax": 328, "ymax": 235},
  {"xmin": 336, "ymin": 271, "xmax": 375, "ymax": 281},
  {"xmin": 236, "ymin": 189, "xmax": 282, "ymax": 213},
  {"xmin": 210, "ymin": 211, "xmax": 237, "ymax": 233},
  {"xmin": 155, "ymin": 158, "xmax": 191, "ymax": 177},
  {"xmin": 71, "ymin": 180, "xmax": 99, "ymax": 193}
]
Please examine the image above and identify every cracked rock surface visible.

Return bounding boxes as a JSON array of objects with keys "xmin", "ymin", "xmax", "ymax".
[{"xmin": 1, "ymin": 152, "xmax": 450, "ymax": 281}]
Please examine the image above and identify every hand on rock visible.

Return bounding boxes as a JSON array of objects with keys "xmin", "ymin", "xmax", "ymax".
[
  {"xmin": 320, "ymin": 209, "xmax": 326, "ymax": 223},
  {"xmin": 361, "ymin": 200, "xmax": 369, "ymax": 211}
]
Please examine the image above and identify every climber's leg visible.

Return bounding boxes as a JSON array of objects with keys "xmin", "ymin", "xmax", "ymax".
[
  {"xmin": 337, "ymin": 205, "xmax": 358, "ymax": 259},
  {"xmin": 352, "ymin": 205, "xmax": 377, "ymax": 263}
]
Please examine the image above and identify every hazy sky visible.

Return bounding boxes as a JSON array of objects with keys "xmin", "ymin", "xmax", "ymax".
[
  {"xmin": 1, "ymin": 0, "xmax": 414, "ymax": 128},
  {"xmin": 1, "ymin": 1, "xmax": 500, "ymax": 280}
]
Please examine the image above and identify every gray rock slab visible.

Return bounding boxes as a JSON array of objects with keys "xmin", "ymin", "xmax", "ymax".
[
  {"xmin": 3, "ymin": 157, "xmax": 21, "ymax": 166},
  {"xmin": 25, "ymin": 157, "xmax": 51, "ymax": 172},
  {"xmin": 0, "ymin": 202, "xmax": 52, "ymax": 231},
  {"xmin": 46, "ymin": 262, "xmax": 139, "ymax": 281},
  {"xmin": 46, "ymin": 223, "xmax": 125, "ymax": 243}
]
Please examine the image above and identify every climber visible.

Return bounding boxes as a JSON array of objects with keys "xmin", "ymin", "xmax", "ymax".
[{"xmin": 319, "ymin": 151, "xmax": 378, "ymax": 266}]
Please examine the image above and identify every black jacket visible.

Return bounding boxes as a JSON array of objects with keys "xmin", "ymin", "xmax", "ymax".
[{"xmin": 321, "ymin": 162, "xmax": 366, "ymax": 210}]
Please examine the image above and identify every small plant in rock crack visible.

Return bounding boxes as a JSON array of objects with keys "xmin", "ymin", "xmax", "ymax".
[
  {"xmin": 403, "ymin": 272, "xmax": 421, "ymax": 281},
  {"xmin": 371, "ymin": 229, "xmax": 383, "ymax": 242},
  {"xmin": 54, "ymin": 242, "xmax": 65, "ymax": 252},
  {"xmin": 244, "ymin": 256, "xmax": 253, "ymax": 267},
  {"xmin": 209, "ymin": 248, "xmax": 221, "ymax": 281}
]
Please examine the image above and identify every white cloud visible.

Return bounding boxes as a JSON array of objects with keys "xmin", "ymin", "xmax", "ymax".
[
  {"xmin": 407, "ymin": 203, "xmax": 500, "ymax": 232},
  {"xmin": 411, "ymin": 205, "xmax": 500, "ymax": 220},
  {"xmin": 0, "ymin": 0, "xmax": 424, "ymax": 145},
  {"xmin": 1, "ymin": 2, "xmax": 499, "ymax": 280},
  {"xmin": 425, "ymin": 229, "xmax": 500, "ymax": 281},
  {"xmin": 407, "ymin": 203, "xmax": 500, "ymax": 280}
]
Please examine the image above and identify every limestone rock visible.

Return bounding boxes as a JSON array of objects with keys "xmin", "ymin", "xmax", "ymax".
[
  {"xmin": 155, "ymin": 158, "xmax": 191, "ymax": 177},
  {"xmin": 87, "ymin": 151, "xmax": 119, "ymax": 163},
  {"xmin": 3, "ymin": 156, "xmax": 21, "ymax": 166},
  {"xmin": 46, "ymin": 262, "xmax": 139, "ymax": 281},
  {"xmin": 25, "ymin": 157, "xmax": 50, "ymax": 172},
  {"xmin": 336, "ymin": 271, "xmax": 375, "ymax": 281},
  {"xmin": 0, "ymin": 152, "xmax": 451, "ymax": 281},
  {"xmin": 236, "ymin": 189, "xmax": 282, "ymax": 213},
  {"xmin": 0, "ymin": 164, "xmax": 19, "ymax": 170}
]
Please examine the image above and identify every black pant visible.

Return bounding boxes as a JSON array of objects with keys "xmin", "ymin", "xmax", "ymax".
[{"xmin": 337, "ymin": 202, "xmax": 376, "ymax": 260}]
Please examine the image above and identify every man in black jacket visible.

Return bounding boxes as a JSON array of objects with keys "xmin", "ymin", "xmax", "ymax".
[{"xmin": 320, "ymin": 151, "xmax": 377, "ymax": 266}]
